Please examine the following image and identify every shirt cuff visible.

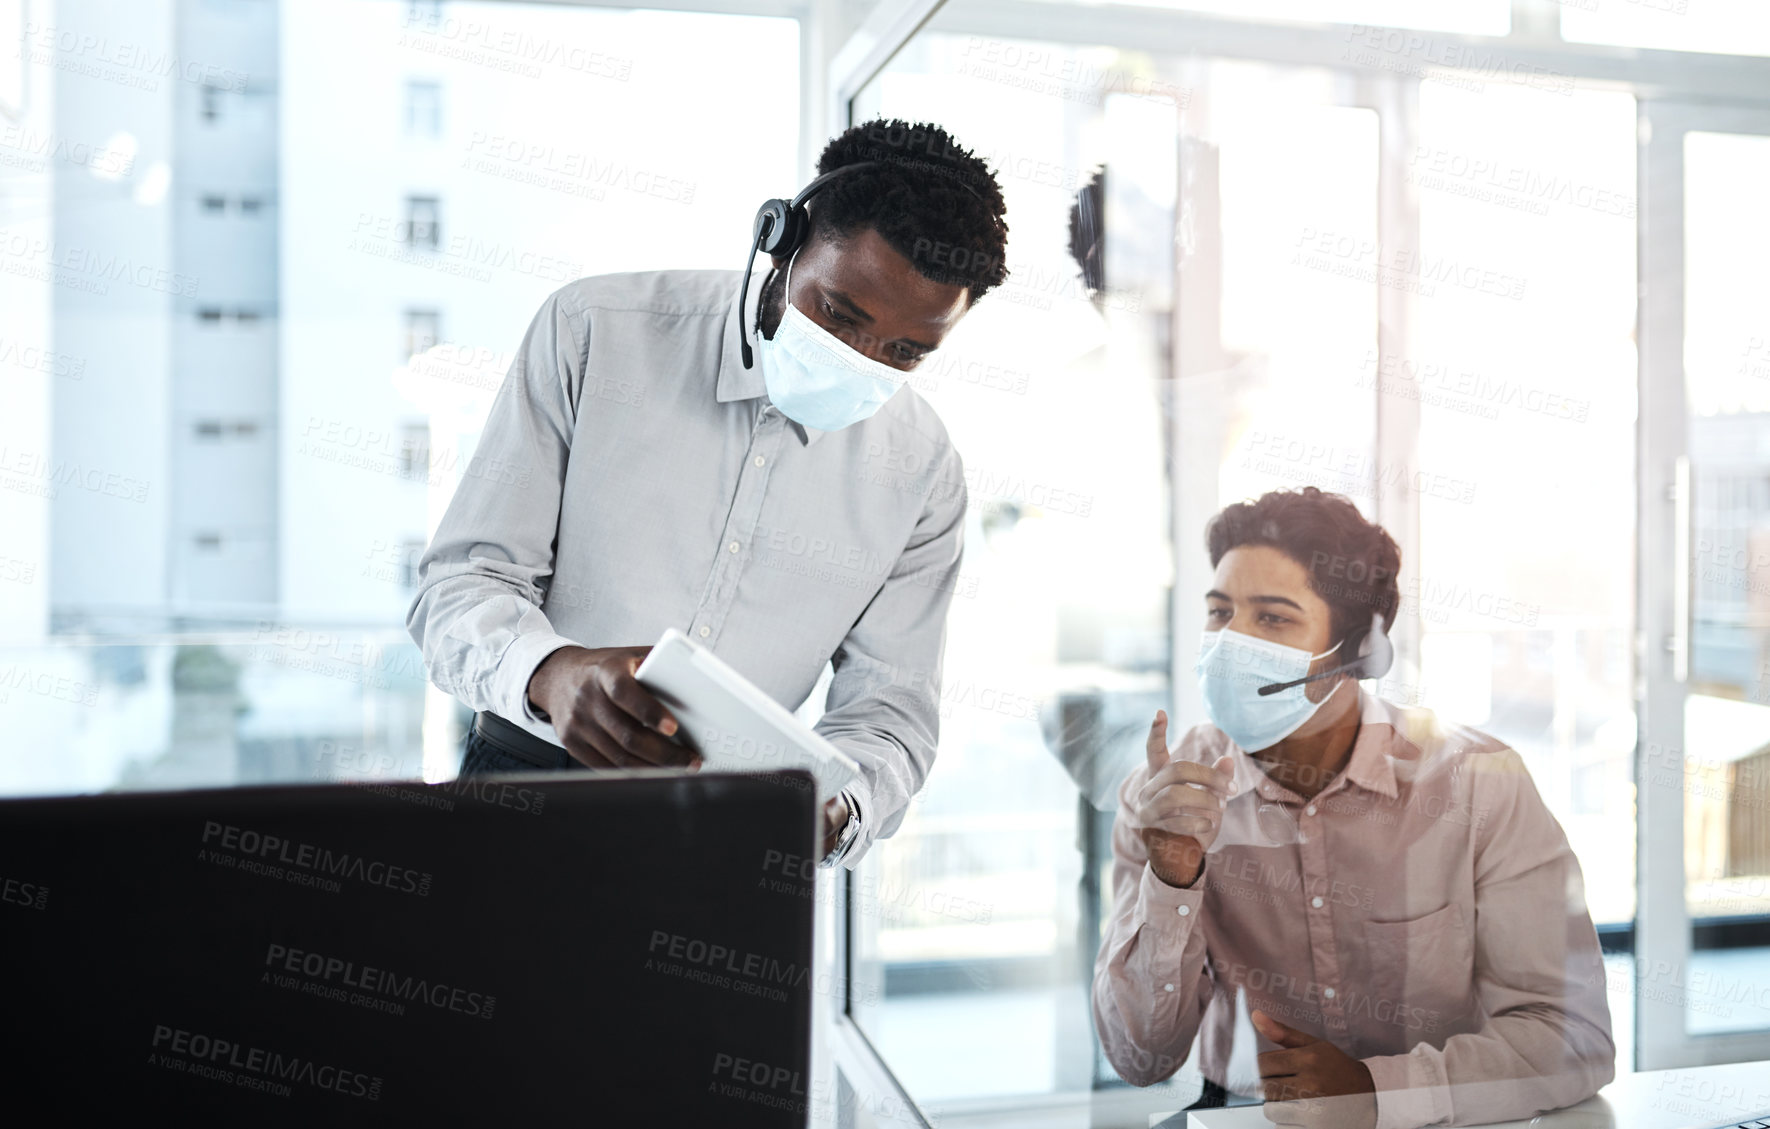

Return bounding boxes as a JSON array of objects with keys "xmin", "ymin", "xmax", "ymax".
[
  {"xmin": 1133, "ymin": 858, "xmax": 1208, "ymax": 934},
  {"xmin": 1364, "ymin": 1050, "xmax": 1446, "ymax": 1129},
  {"xmin": 835, "ymin": 781, "xmax": 874, "ymax": 871},
  {"xmin": 494, "ymin": 629, "xmax": 579, "ymax": 744}
]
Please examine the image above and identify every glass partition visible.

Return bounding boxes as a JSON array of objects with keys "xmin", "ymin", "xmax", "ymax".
[
  {"xmin": 839, "ymin": 0, "xmax": 1654, "ymax": 1119},
  {"xmin": 848, "ymin": 22, "xmax": 1181, "ymax": 1121},
  {"xmin": 845, "ymin": 10, "xmax": 1390, "ymax": 1121}
]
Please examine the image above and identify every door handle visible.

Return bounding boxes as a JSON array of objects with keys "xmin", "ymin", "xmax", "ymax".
[{"xmin": 1669, "ymin": 454, "xmax": 1690, "ymax": 683}]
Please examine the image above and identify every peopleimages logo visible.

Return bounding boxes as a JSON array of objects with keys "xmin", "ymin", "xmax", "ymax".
[
  {"xmin": 148, "ymin": 1024, "xmax": 382, "ymax": 1101},
  {"xmin": 199, "ymin": 822, "xmax": 433, "ymax": 896},
  {"xmin": 2, "ymin": 874, "xmax": 50, "ymax": 911},
  {"xmin": 645, "ymin": 930, "xmax": 867, "ymax": 1004},
  {"xmin": 262, "ymin": 943, "xmax": 496, "ymax": 1020}
]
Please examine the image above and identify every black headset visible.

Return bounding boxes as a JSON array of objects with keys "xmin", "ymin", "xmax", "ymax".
[
  {"xmin": 1257, "ymin": 611, "xmax": 1394, "ymax": 696},
  {"xmin": 738, "ymin": 162, "xmax": 880, "ymax": 370},
  {"xmin": 1072, "ymin": 168, "xmax": 1105, "ymax": 294}
]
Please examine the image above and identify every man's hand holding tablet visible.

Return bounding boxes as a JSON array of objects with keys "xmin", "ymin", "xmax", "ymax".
[
  {"xmin": 634, "ymin": 630, "xmax": 859, "ymax": 798},
  {"xmin": 526, "ymin": 646, "xmax": 699, "ymax": 770},
  {"xmin": 529, "ymin": 632, "xmax": 861, "ymax": 860}
]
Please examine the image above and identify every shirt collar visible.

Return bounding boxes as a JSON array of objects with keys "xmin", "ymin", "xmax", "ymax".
[
  {"xmin": 716, "ymin": 266, "xmax": 827, "ymax": 447},
  {"xmin": 1231, "ymin": 684, "xmax": 1403, "ymax": 802},
  {"xmin": 1340, "ymin": 688, "xmax": 1403, "ymax": 799}
]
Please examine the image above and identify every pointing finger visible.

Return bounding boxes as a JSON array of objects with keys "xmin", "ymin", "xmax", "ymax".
[{"xmin": 1145, "ymin": 710, "xmax": 1171, "ymax": 774}]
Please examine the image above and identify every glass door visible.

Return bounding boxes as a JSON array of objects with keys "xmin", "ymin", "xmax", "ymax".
[{"xmin": 1637, "ymin": 100, "xmax": 1770, "ymax": 1070}]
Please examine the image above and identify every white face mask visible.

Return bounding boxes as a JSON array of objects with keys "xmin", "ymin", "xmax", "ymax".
[
  {"xmin": 1195, "ymin": 629, "xmax": 1344, "ymax": 752},
  {"xmin": 756, "ymin": 246, "xmax": 909, "ymax": 431}
]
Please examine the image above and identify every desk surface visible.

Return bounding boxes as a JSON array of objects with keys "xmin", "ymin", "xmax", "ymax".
[{"xmin": 1155, "ymin": 1062, "xmax": 1770, "ymax": 1129}]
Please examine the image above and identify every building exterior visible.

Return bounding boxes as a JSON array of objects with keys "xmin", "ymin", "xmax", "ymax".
[{"xmin": 1693, "ymin": 411, "xmax": 1770, "ymax": 700}]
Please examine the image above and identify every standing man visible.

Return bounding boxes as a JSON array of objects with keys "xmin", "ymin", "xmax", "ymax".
[{"xmin": 406, "ymin": 119, "xmax": 1010, "ymax": 867}]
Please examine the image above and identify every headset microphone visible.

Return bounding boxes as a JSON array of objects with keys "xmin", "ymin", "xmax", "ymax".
[
  {"xmin": 738, "ymin": 162, "xmax": 880, "ymax": 370},
  {"xmin": 1258, "ymin": 660, "xmax": 1365, "ymax": 697},
  {"xmin": 1255, "ymin": 612, "xmax": 1393, "ymax": 696}
]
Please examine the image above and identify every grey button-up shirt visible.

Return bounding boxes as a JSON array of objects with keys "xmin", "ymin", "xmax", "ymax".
[{"xmin": 405, "ymin": 266, "xmax": 968, "ymax": 865}]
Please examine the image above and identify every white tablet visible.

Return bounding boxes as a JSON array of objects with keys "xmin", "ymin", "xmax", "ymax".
[{"xmin": 634, "ymin": 628, "xmax": 860, "ymax": 804}]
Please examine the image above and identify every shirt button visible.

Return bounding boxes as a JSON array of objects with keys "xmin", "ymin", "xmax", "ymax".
[
  {"xmin": 728, "ymin": 541, "xmax": 740, "ymax": 553},
  {"xmin": 1311, "ymin": 896, "xmax": 1325, "ymax": 909},
  {"xmin": 1305, "ymin": 804, "xmax": 1317, "ymax": 816},
  {"xmin": 697, "ymin": 626, "xmax": 710, "ymax": 638},
  {"xmin": 1164, "ymin": 983, "xmax": 1175, "ymax": 992},
  {"xmin": 1177, "ymin": 905, "xmax": 1191, "ymax": 917},
  {"xmin": 753, "ymin": 455, "xmax": 766, "ymax": 467},
  {"xmin": 1324, "ymin": 987, "xmax": 1336, "ymax": 999}
]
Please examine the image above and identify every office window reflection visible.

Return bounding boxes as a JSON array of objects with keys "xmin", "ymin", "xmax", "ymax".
[{"xmin": 848, "ymin": 29, "xmax": 1182, "ymax": 1115}]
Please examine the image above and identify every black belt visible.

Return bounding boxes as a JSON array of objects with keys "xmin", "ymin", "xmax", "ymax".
[{"xmin": 472, "ymin": 711, "xmax": 571, "ymax": 769}]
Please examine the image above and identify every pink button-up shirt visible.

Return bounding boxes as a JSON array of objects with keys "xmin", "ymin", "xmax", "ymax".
[{"xmin": 1092, "ymin": 689, "xmax": 1614, "ymax": 1129}]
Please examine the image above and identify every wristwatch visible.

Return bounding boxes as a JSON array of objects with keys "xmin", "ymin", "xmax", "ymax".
[{"xmin": 821, "ymin": 790, "xmax": 860, "ymax": 867}]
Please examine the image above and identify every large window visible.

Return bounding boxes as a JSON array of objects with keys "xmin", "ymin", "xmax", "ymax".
[
  {"xmin": 1562, "ymin": 3, "xmax": 1770, "ymax": 57},
  {"xmin": 1012, "ymin": 0, "xmax": 1510, "ymax": 35},
  {"xmin": 0, "ymin": 0, "xmax": 799, "ymax": 795},
  {"xmin": 1411, "ymin": 80, "xmax": 1638, "ymax": 926}
]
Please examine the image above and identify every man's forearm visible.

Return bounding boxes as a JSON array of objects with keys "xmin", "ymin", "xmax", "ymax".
[
  {"xmin": 1362, "ymin": 1019, "xmax": 1615, "ymax": 1129},
  {"xmin": 406, "ymin": 571, "xmax": 577, "ymax": 731},
  {"xmin": 1092, "ymin": 867, "xmax": 1214, "ymax": 1085}
]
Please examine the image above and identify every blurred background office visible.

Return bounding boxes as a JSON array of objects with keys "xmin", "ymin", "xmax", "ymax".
[{"xmin": 1, "ymin": 1, "xmax": 1768, "ymax": 1126}]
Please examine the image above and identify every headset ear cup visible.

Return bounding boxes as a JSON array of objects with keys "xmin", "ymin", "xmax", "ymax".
[
  {"xmin": 1360, "ymin": 613, "xmax": 1395, "ymax": 681},
  {"xmin": 754, "ymin": 199, "xmax": 791, "ymax": 255},
  {"xmin": 757, "ymin": 199, "xmax": 810, "ymax": 258},
  {"xmin": 1340, "ymin": 628, "xmax": 1369, "ymax": 679},
  {"xmin": 778, "ymin": 202, "xmax": 809, "ymax": 256}
]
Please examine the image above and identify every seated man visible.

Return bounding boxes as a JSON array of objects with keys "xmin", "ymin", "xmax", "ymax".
[{"xmin": 1093, "ymin": 487, "xmax": 1613, "ymax": 1129}]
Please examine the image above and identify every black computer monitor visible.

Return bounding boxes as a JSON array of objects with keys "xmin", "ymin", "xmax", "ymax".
[{"xmin": 0, "ymin": 769, "xmax": 820, "ymax": 1125}]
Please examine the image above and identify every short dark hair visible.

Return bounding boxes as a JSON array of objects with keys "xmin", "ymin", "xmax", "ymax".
[
  {"xmin": 1205, "ymin": 487, "xmax": 1402, "ymax": 647},
  {"xmin": 811, "ymin": 118, "xmax": 1010, "ymax": 301}
]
